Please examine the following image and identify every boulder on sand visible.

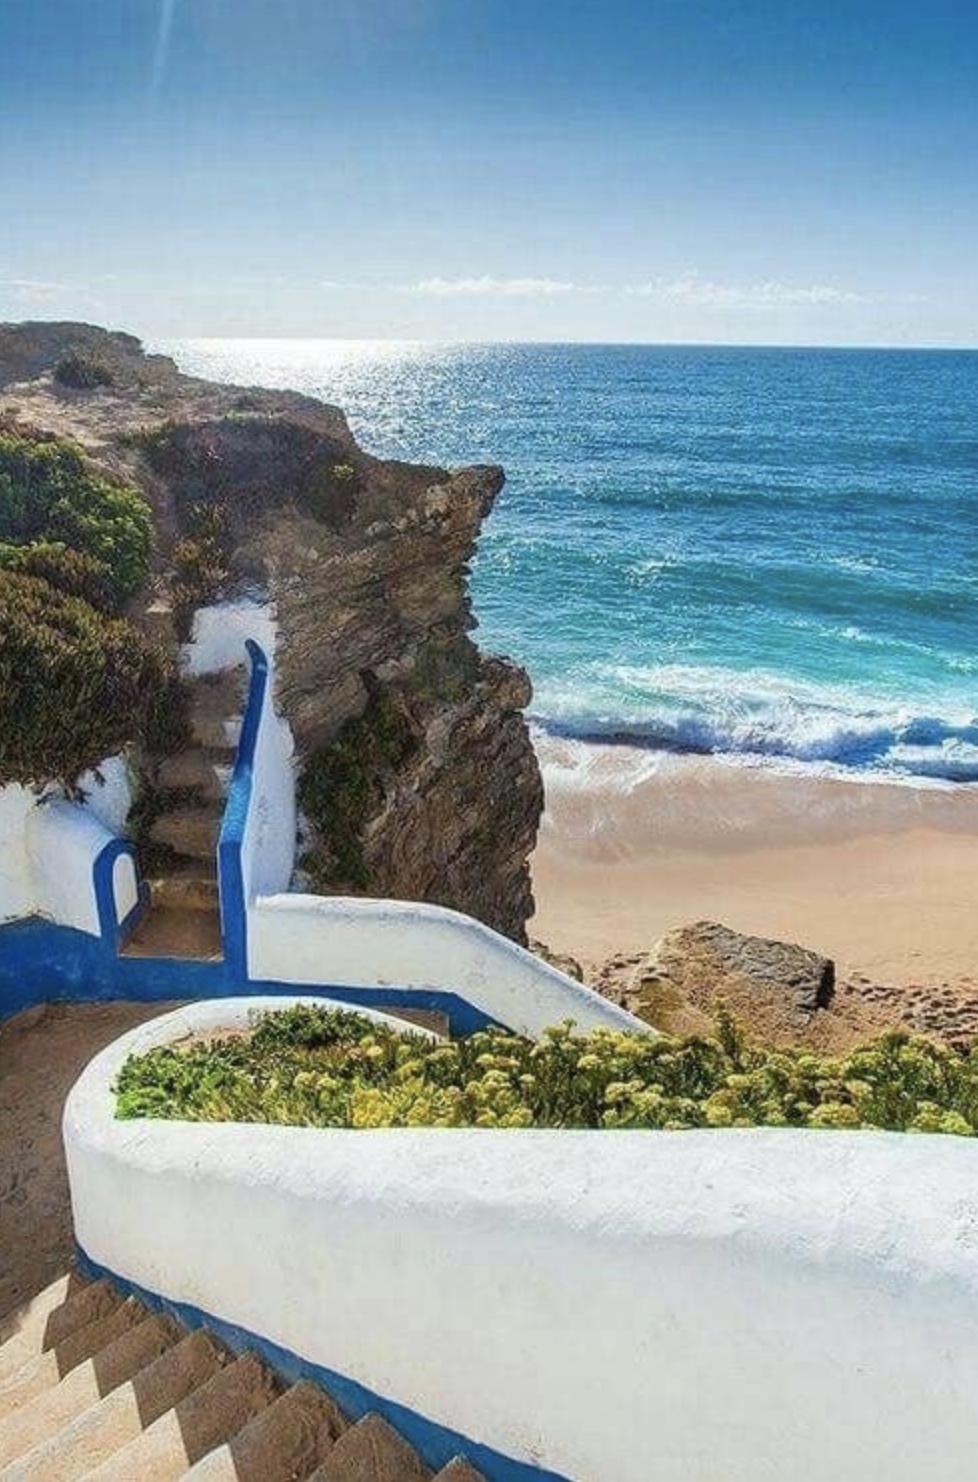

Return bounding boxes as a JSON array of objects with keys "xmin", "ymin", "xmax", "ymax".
[{"xmin": 630, "ymin": 920, "xmax": 835, "ymax": 1033}]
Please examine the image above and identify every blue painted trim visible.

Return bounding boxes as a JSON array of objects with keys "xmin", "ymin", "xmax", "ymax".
[
  {"xmin": 0, "ymin": 920, "xmax": 497, "ymax": 1036},
  {"xmin": 217, "ymin": 639, "xmax": 268, "ymax": 983},
  {"xmin": 92, "ymin": 837, "xmax": 149, "ymax": 948},
  {"xmin": 76, "ymin": 1247, "xmax": 571, "ymax": 1482}
]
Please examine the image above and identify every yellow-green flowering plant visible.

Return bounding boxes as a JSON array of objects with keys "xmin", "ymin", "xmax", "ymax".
[{"xmin": 114, "ymin": 1003, "xmax": 978, "ymax": 1137}]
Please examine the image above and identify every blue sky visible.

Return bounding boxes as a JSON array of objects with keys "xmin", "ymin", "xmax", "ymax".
[{"xmin": 2, "ymin": 0, "xmax": 977, "ymax": 343}]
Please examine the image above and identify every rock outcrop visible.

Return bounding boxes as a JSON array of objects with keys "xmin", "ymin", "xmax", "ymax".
[
  {"xmin": 627, "ymin": 920, "xmax": 835, "ymax": 1031},
  {"xmin": 0, "ymin": 321, "xmax": 542, "ymax": 940}
]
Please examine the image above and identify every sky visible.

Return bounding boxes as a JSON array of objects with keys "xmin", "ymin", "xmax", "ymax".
[{"xmin": 1, "ymin": 0, "xmax": 977, "ymax": 345}]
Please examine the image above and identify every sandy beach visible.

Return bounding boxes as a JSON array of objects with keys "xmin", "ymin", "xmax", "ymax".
[{"xmin": 530, "ymin": 736, "xmax": 978, "ymax": 987}]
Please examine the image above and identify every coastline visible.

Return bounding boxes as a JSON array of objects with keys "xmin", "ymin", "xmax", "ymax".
[{"xmin": 529, "ymin": 736, "xmax": 978, "ymax": 987}]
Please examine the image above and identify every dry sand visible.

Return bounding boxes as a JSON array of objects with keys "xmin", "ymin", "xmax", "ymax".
[{"xmin": 530, "ymin": 738, "xmax": 978, "ymax": 988}]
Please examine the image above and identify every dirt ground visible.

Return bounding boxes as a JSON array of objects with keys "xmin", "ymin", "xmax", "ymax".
[{"xmin": 0, "ymin": 1001, "xmax": 181, "ymax": 1325}]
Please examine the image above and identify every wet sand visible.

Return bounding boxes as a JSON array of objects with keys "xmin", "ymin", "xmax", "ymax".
[{"xmin": 530, "ymin": 738, "xmax": 978, "ymax": 986}]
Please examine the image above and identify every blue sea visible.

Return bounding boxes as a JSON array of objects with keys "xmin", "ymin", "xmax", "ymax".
[{"xmin": 164, "ymin": 341, "xmax": 978, "ymax": 786}]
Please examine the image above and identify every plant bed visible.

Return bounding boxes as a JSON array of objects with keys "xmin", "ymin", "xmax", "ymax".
[{"xmin": 115, "ymin": 1002, "xmax": 978, "ymax": 1134}]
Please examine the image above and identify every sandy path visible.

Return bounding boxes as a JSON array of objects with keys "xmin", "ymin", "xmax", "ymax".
[{"xmin": 0, "ymin": 1001, "xmax": 181, "ymax": 1325}]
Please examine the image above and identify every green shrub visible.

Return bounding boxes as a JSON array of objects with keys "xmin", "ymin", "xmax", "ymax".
[
  {"xmin": 0, "ymin": 540, "xmax": 115, "ymax": 610},
  {"xmin": 114, "ymin": 1003, "xmax": 978, "ymax": 1135},
  {"xmin": 53, "ymin": 350, "xmax": 115, "ymax": 390},
  {"xmin": 0, "ymin": 426, "xmax": 152, "ymax": 606},
  {"xmin": 299, "ymin": 460, "xmax": 360, "ymax": 525},
  {"xmin": 298, "ymin": 690, "xmax": 417, "ymax": 889},
  {"xmin": 0, "ymin": 570, "xmax": 175, "ymax": 787},
  {"xmin": 170, "ymin": 502, "xmax": 230, "ymax": 638}
]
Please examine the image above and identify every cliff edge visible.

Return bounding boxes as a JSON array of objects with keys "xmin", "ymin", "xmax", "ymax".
[{"xmin": 0, "ymin": 322, "xmax": 542, "ymax": 940}]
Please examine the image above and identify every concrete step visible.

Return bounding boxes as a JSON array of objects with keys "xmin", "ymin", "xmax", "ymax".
[
  {"xmin": 0, "ymin": 1275, "xmax": 85, "ymax": 1358},
  {"xmin": 0, "ymin": 1299, "xmax": 146, "ymax": 1422},
  {"xmin": 149, "ymin": 863, "xmax": 220, "ymax": 915},
  {"xmin": 183, "ymin": 1379, "xmax": 348, "ymax": 1481},
  {"xmin": 432, "ymin": 1460, "xmax": 486, "ymax": 1482},
  {"xmin": 307, "ymin": 1413, "xmax": 432, "ymax": 1482},
  {"xmin": 0, "ymin": 1281, "xmax": 115, "ymax": 1385},
  {"xmin": 155, "ymin": 750, "xmax": 231, "ymax": 805},
  {"xmin": 0, "ymin": 1314, "xmax": 181, "ymax": 1469},
  {"xmin": 82, "ymin": 1351, "xmax": 280, "ymax": 1481},
  {"xmin": 120, "ymin": 907, "xmax": 223, "ymax": 962},
  {"xmin": 149, "ymin": 808, "xmax": 222, "ymax": 862},
  {"xmin": 187, "ymin": 671, "xmax": 246, "ymax": 752},
  {"xmin": 0, "ymin": 1329, "xmax": 228, "ymax": 1482}
]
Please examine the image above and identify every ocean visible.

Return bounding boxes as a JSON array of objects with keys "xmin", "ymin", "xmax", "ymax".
[{"xmin": 162, "ymin": 340, "xmax": 978, "ymax": 786}]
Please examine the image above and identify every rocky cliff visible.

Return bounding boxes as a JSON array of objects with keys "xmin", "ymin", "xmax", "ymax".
[{"xmin": 0, "ymin": 321, "xmax": 542, "ymax": 940}]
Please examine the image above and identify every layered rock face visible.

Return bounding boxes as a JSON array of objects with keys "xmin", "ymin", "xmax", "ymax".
[{"xmin": 0, "ymin": 322, "xmax": 542, "ymax": 940}]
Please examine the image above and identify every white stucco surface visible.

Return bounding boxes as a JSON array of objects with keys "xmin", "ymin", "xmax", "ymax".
[
  {"xmin": 65, "ymin": 997, "xmax": 978, "ymax": 1482},
  {"xmin": 0, "ymin": 754, "xmax": 135, "ymax": 933},
  {"xmin": 182, "ymin": 598, "xmax": 278, "ymax": 678},
  {"xmin": 26, "ymin": 801, "xmax": 113, "ymax": 935},
  {"xmin": 247, "ymin": 893, "xmax": 643, "ymax": 1037},
  {"xmin": 75, "ymin": 754, "xmax": 135, "ymax": 835},
  {"xmin": 0, "ymin": 784, "xmax": 38, "ymax": 922},
  {"xmin": 239, "ymin": 667, "xmax": 296, "ymax": 901}
]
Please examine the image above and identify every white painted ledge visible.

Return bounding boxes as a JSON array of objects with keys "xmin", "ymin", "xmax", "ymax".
[
  {"xmin": 65, "ymin": 998, "xmax": 978, "ymax": 1482},
  {"xmin": 247, "ymin": 893, "xmax": 644, "ymax": 1038}
]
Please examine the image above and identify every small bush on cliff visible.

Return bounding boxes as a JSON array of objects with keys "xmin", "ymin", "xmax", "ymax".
[
  {"xmin": 299, "ymin": 690, "xmax": 417, "ymax": 890},
  {"xmin": 115, "ymin": 1002, "xmax": 978, "ymax": 1136},
  {"xmin": 53, "ymin": 350, "xmax": 115, "ymax": 390},
  {"xmin": 0, "ymin": 426, "xmax": 151, "ymax": 606},
  {"xmin": 299, "ymin": 460, "xmax": 360, "ymax": 526},
  {"xmin": 0, "ymin": 570, "xmax": 174, "ymax": 787},
  {"xmin": 0, "ymin": 540, "xmax": 115, "ymax": 610}
]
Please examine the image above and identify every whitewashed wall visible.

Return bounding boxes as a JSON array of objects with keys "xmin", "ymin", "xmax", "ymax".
[
  {"xmin": 248, "ymin": 894, "xmax": 642, "ymax": 1037},
  {"xmin": 239, "ymin": 670, "xmax": 296, "ymax": 902},
  {"xmin": 0, "ymin": 767, "xmax": 136, "ymax": 936},
  {"xmin": 66, "ymin": 998, "xmax": 978, "ymax": 1482},
  {"xmin": 0, "ymin": 784, "xmax": 39, "ymax": 922},
  {"xmin": 182, "ymin": 598, "xmax": 279, "ymax": 679}
]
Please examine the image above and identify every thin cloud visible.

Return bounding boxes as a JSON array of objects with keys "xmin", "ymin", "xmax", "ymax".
[
  {"xmin": 151, "ymin": 0, "xmax": 178, "ymax": 101},
  {"xmin": 401, "ymin": 275, "xmax": 585, "ymax": 297},
  {"xmin": 0, "ymin": 278, "xmax": 87, "ymax": 301},
  {"xmin": 626, "ymin": 274, "xmax": 870, "ymax": 308}
]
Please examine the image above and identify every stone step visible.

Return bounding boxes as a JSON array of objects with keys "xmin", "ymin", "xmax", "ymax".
[
  {"xmin": 156, "ymin": 750, "xmax": 232, "ymax": 805},
  {"xmin": 182, "ymin": 1379, "xmax": 348, "ymax": 1481},
  {"xmin": 120, "ymin": 907, "xmax": 223, "ymax": 962},
  {"xmin": 0, "ymin": 1298, "xmax": 148, "ymax": 1423},
  {"xmin": 0, "ymin": 1315, "xmax": 181, "ymax": 1469},
  {"xmin": 149, "ymin": 808, "xmax": 222, "ymax": 862},
  {"xmin": 307, "ymin": 1413, "xmax": 432, "ymax": 1482},
  {"xmin": 186, "ymin": 671, "xmax": 246, "ymax": 753},
  {"xmin": 0, "ymin": 1330, "xmax": 228, "ymax": 1481},
  {"xmin": 0, "ymin": 1281, "xmax": 115, "ymax": 1385},
  {"xmin": 82, "ymin": 1351, "xmax": 280, "ymax": 1481},
  {"xmin": 149, "ymin": 864, "xmax": 220, "ymax": 915},
  {"xmin": 0, "ymin": 1276, "xmax": 85, "ymax": 1374},
  {"xmin": 433, "ymin": 1460, "xmax": 487, "ymax": 1482}
]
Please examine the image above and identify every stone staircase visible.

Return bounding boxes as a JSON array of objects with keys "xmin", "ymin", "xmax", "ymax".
[
  {"xmin": 0, "ymin": 1272, "xmax": 486, "ymax": 1481},
  {"xmin": 125, "ymin": 667, "xmax": 246, "ymax": 960}
]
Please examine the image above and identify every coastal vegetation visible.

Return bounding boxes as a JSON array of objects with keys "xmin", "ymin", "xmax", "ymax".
[
  {"xmin": 298, "ymin": 691, "xmax": 418, "ymax": 890},
  {"xmin": 0, "ymin": 422, "xmax": 177, "ymax": 787},
  {"xmin": 0, "ymin": 571, "xmax": 173, "ymax": 787},
  {"xmin": 0, "ymin": 424, "xmax": 152, "ymax": 607},
  {"xmin": 116, "ymin": 1003, "xmax": 978, "ymax": 1135}
]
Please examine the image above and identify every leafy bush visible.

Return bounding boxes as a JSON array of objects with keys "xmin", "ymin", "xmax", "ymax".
[
  {"xmin": 0, "ymin": 570, "xmax": 175, "ymax": 787},
  {"xmin": 53, "ymin": 350, "xmax": 115, "ymax": 390},
  {"xmin": 170, "ymin": 502, "xmax": 230, "ymax": 638},
  {"xmin": 299, "ymin": 691, "xmax": 417, "ymax": 889},
  {"xmin": 115, "ymin": 1003, "xmax": 978, "ymax": 1135},
  {"xmin": 0, "ymin": 426, "xmax": 152, "ymax": 605},
  {"xmin": 0, "ymin": 540, "xmax": 115, "ymax": 610}
]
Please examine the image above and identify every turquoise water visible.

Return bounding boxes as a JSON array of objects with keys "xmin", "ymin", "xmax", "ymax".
[{"xmin": 165, "ymin": 341, "xmax": 978, "ymax": 784}]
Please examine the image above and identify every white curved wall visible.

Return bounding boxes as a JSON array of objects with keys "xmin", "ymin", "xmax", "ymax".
[
  {"xmin": 240, "ymin": 670, "xmax": 296, "ymax": 901},
  {"xmin": 182, "ymin": 598, "xmax": 278, "ymax": 678},
  {"xmin": 0, "ymin": 784, "xmax": 37, "ymax": 922},
  {"xmin": 65, "ymin": 998, "xmax": 978, "ymax": 1482},
  {"xmin": 25, "ymin": 801, "xmax": 113, "ymax": 935},
  {"xmin": 248, "ymin": 893, "xmax": 643, "ymax": 1037}
]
